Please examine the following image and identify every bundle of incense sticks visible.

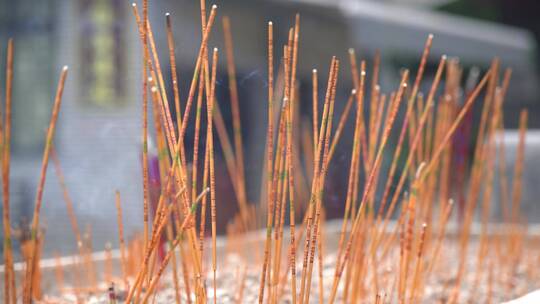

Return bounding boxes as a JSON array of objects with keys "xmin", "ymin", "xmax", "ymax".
[{"xmin": 1, "ymin": 0, "xmax": 538, "ymax": 303}]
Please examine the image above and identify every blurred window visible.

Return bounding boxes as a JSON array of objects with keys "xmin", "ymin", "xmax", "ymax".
[
  {"xmin": 0, "ymin": 0, "xmax": 56, "ymax": 154},
  {"xmin": 77, "ymin": 0, "xmax": 127, "ymax": 108}
]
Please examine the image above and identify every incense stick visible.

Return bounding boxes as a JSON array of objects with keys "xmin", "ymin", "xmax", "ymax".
[
  {"xmin": 2, "ymin": 38, "xmax": 16, "ymax": 304},
  {"xmin": 24, "ymin": 65, "xmax": 68, "ymax": 303},
  {"xmin": 114, "ymin": 190, "xmax": 128, "ymax": 286},
  {"xmin": 208, "ymin": 47, "xmax": 219, "ymax": 304}
]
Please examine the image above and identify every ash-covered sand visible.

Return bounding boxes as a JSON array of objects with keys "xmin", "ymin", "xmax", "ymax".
[{"xmin": 38, "ymin": 237, "xmax": 540, "ymax": 304}]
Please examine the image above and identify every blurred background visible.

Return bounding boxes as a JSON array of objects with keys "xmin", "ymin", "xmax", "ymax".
[{"xmin": 0, "ymin": 0, "xmax": 539, "ymax": 259}]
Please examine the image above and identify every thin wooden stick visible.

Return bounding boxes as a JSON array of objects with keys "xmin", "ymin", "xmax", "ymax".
[
  {"xmin": 197, "ymin": 6, "xmax": 249, "ymax": 229},
  {"xmin": 24, "ymin": 65, "xmax": 68, "ymax": 304},
  {"xmin": 510, "ymin": 109, "xmax": 527, "ymax": 224},
  {"xmin": 267, "ymin": 94, "xmax": 288, "ymax": 303},
  {"xmin": 312, "ymin": 69, "xmax": 318, "ymax": 152},
  {"xmin": 287, "ymin": 18, "xmax": 302, "ymax": 303},
  {"xmin": 304, "ymin": 58, "xmax": 339, "ymax": 304},
  {"xmin": 317, "ymin": 211, "xmax": 325, "ymax": 304},
  {"xmin": 299, "ymin": 57, "xmax": 337, "ymax": 304},
  {"xmin": 51, "ymin": 147, "xmax": 82, "ymax": 247},
  {"xmin": 419, "ymin": 68, "xmax": 491, "ymax": 183},
  {"xmin": 497, "ymin": 69, "xmax": 513, "ymax": 223},
  {"xmin": 114, "ymin": 190, "xmax": 128, "ymax": 286},
  {"xmin": 131, "ymin": 8, "xmax": 206, "ymax": 296},
  {"xmin": 191, "ymin": 60, "xmax": 205, "ymax": 205},
  {"xmin": 190, "ymin": 1, "xmax": 210, "ymax": 222},
  {"xmin": 329, "ymin": 67, "xmax": 410, "ymax": 304},
  {"xmin": 126, "ymin": 202, "xmax": 176, "ymax": 303},
  {"xmin": 445, "ymin": 64, "xmax": 497, "ymax": 304},
  {"xmin": 222, "ymin": 17, "xmax": 248, "ymax": 222},
  {"xmin": 409, "ymin": 222, "xmax": 428, "ymax": 303},
  {"xmin": 199, "ymin": 121, "xmax": 211, "ymax": 274},
  {"xmin": 208, "ymin": 47, "xmax": 219, "ymax": 304},
  {"xmin": 348, "ymin": 49, "xmax": 369, "ymax": 174},
  {"xmin": 271, "ymin": 131, "xmax": 289, "ymax": 303},
  {"xmin": 2, "ymin": 38, "xmax": 16, "ymax": 304},
  {"xmin": 375, "ymin": 36, "xmax": 433, "ymax": 227},
  {"xmin": 165, "ymin": 13, "xmax": 183, "ymax": 136},
  {"xmin": 259, "ymin": 20, "xmax": 276, "ymax": 304},
  {"xmin": 334, "ymin": 64, "xmax": 365, "ymax": 304},
  {"xmin": 179, "ymin": 5, "xmax": 217, "ymax": 144},
  {"xmin": 140, "ymin": 0, "xmax": 151, "ymax": 259}
]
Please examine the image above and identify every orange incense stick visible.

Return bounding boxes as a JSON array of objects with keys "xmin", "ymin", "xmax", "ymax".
[
  {"xmin": 165, "ymin": 13, "xmax": 183, "ymax": 135},
  {"xmin": 140, "ymin": 0, "xmax": 151, "ymax": 259},
  {"xmin": 299, "ymin": 57, "xmax": 336, "ymax": 303},
  {"xmin": 24, "ymin": 65, "xmax": 68, "ymax": 303},
  {"xmin": 510, "ymin": 109, "xmax": 527, "ymax": 224},
  {"xmin": 191, "ymin": 62, "xmax": 205, "ymax": 204},
  {"xmin": 304, "ymin": 59, "xmax": 339, "ymax": 304},
  {"xmin": 409, "ymin": 222, "xmax": 428, "ymax": 303},
  {"xmin": 222, "ymin": 17, "xmax": 247, "ymax": 215},
  {"xmin": 265, "ymin": 94, "xmax": 288, "ymax": 303},
  {"xmin": 208, "ymin": 47, "xmax": 219, "ymax": 304},
  {"xmin": 329, "ymin": 67, "xmax": 409, "ymax": 304},
  {"xmin": 2, "ymin": 38, "xmax": 16, "ymax": 304},
  {"xmin": 114, "ymin": 190, "xmax": 128, "ymax": 286},
  {"xmin": 312, "ymin": 69, "xmax": 318, "ymax": 152},
  {"xmin": 348, "ymin": 49, "xmax": 369, "ymax": 172},
  {"xmin": 377, "ymin": 35, "xmax": 433, "ymax": 221},
  {"xmin": 179, "ymin": 5, "xmax": 217, "ymax": 143},
  {"xmin": 51, "ymin": 147, "xmax": 82, "ymax": 248},
  {"xmin": 259, "ymin": 20, "xmax": 277, "ymax": 304},
  {"xmin": 334, "ymin": 73, "xmax": 365, "ymax": 295}
]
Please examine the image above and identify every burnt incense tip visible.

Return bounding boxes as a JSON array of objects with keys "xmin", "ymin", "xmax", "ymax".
[
  {"xmin": 351, "ymin": 89, "xmax": 357, "ymax": 95},
  {"xmin": 148, "ymin": 76, "xmax": 153, "ymax": 82},
  {"xmin": 212, "ymin": 4, "xmax": 217, "ymax": 9},
  {"xmin": 62, "ymin": 65, "xmax": 69, "ymax": 71},
  {"xmin": 151, "ymin": 86, "xmax": 157, "ymax": 92},
  {"xmin": 312, "ymin": 68, "xmax": 317, "ymax": 74},
  {"xmin": 441, "ymin": 54, "xmax": 448, "ymax": 60},
  {"xmin": 422, "ymin": 223, "xmax": 427, "ymax": 228},
  {"xmin": 348, "ymin": 48, "xmax": 355, "ymax": 54},
  {"xmin": 214, "ymin": 47, "xmax": 218, "ymax": 52},
  {"xmin": 132, "ymin": 2, "xmax": 136, "ymax": 7},
  {"xmin": 428, "ymin": 33, "xmax": 434, "ymax": 39},
  {"xmin": 268, "ymin": 21, "xmax": 273, "ymax": 25},
  {"xmin": 165, "ymin": 12, "xmax": 170, "ymax": 17}
]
